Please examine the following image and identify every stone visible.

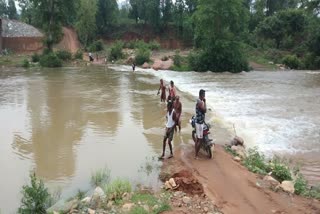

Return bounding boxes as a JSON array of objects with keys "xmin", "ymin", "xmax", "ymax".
[
  {"xmin": 165, "ymin": 181, "xmax": 172, "ymax": 190},
  {"xmin": 279, "ymin": 181, "xmax": 295, "ymax": 194},
  {"xmin": 182, "ymin": 196, "xmax": 191, "ymax": 204},
  {"xmin": 230, "ymin": 136, "xmax": 244, "ymax": 146},
  {"xmin": 47, "ymin": 199, "xmax": 78, "ymax": 214},
  {"xmin": 88, "ymin": 208, "xmax": 95, "ymax": 214},
  {"xmin": 174, "ymin": 191, "xmax": 183, "ymax": 197},
  {"xmin": 81, "ymin": 197, "xmax": 91, "ymax": 204},
  {"xmin": 233, "ymin": 156, "xmax": 241, "ymax": 162},
  {"xmin": 231, "ymin": 145, "xmax": 246, "ymax": 158},
  {"xmin": 142, "ymin": 62, "xmax": 150, "ymax": 69},
  {"xmin": 169, "ymin": 178, "xmax": 177, "ymax": 187},
  {"xmin": 204, "ymin": 207, "xmax": 209, "ymax": 212},
  {"xmin": 263, "ymin": 175, "xmax": 280, "ymax": 188},
  {"xmin": 93, "ymin": 187, "xmax": 105, "ymax": 198},
  {"xmin": 122, "ymin": 203, "xmax": 135, "ymax": 211}
]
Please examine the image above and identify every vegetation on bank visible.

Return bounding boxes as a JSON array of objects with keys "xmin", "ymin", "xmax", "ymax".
[
  {"xmin": 18, "ymin": 168, "xmax": 171, "ymax": 214},
  {"xmin": 225, "ymin": 146, "xmax": 320, "ymax": 199}
]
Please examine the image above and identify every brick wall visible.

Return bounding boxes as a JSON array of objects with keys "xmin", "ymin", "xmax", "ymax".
[{"xmin": 2, "ymin": 37, "xmax": 43, "ymax": 52}]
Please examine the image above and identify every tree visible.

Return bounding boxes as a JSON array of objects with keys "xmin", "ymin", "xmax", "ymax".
[
  {"xmin": 145, "ymin": 0, "xmax": 161, "ymax": 30},
  {"xmin": 192, "ymin": 0, "xmax": 249, "ymax": 72},
  {"xmin": 7, "ymin": 0, "xmax": 18, "ymax": 19},
  {"xmin": 161, "ymin": 0, "xmax": 172, "ymax": 27},
  {"xmin": 96, "ymin": 0, "xmax": 118, "ymax": 34},
  {"xmin": 0, "ymin": 0, "xmax": 7, "ymax": 17},
  {"xmin": 76, "ymin": 0, "xmax": 98, "ymax": 46}
]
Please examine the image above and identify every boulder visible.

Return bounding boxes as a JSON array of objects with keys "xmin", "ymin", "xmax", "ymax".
[
  {"xmin": 142, "ymin": 62, "xmax": 150, "ymax": 69},
  {"xmin": 278, "ymin": 181, "xmax": 294, "ymax": 194},
  {"xmin": 90, "ymin": 187, "xmax": 105, "ymax": 208},
  {"xmin": 230, "ymin": 136, "xmax": 244, "ymax": 146},
  {"xmin": 81, "ymin": 196, "xmax": 91, "ymax": 204},
  {"xmin": 263, "ymin": 175, "xmax": 280, "ymax": 188},
  {"xmin": 152, "ymin": 59, "xmax": 173, "ymax": 70},
  {"xmin": 47, "ymin": 199, "xmax": 78, "ymax": 214},
  {"xmin": 233, "ymin": 156, "xmax": 241, "ymax": 162},
  {"xmin": 169, "ymin": 178, "xmax": 177, "ymax": 187},
  {"xmin": 231, "ymin": 145, "xmax": 246, "ymax": 159}
]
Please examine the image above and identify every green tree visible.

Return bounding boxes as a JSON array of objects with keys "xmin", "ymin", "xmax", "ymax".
[
  {"xmin": 18, "ymin": 0, "xmax": 35, "ymax": 24},
  {"xmin": 7, "ymin": 0, "xmax": 18, "ymax": 19},
  {"xmin": 146, "ymin": 0, "xmax": 161, "ymax": 30},
  {"xmin": 76, "ymin": 0, "xmax": 98, "ymax": 46},
  {"xmin": 192, "ymin": 0, "xmax": 249, "ymax": 72},
  {"xmin": 161, "ymin": 0, "xmax": 172, "ymax": 27},
  {"xmin": 0, "ymin": 0, "xmax": 7, "ymax": 17},
  {"xmin": 96, "ymin": 0, "xmax": 118, "ymax": 34}
]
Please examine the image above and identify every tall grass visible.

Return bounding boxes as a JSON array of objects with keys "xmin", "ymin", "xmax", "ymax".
[{"xmin": 91, "ymin": 167, "xmax": 111, "ymax": 187}]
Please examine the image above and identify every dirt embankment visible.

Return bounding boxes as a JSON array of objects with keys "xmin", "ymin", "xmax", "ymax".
[
  {"xmin": 55, "ymin": 27, "xmax": 80, "ymax": 53},
  {"xmin": 161, "ymin": 145, "xmax": 320, "ymax": 214}
]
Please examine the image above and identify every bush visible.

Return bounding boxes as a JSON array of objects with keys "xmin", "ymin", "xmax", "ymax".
[
  {"xmin": 104, "ymin": 178, "xmax": 132, "ymax": 200},
  {"xmin": 40, "ymin": 53, "xmax": 62, "ymax": 67},
  {"xmin": 148, "ymin": 40, "xmax": 161, "ymax": 50},
  {"xmin": 31, "ymin": 53, "xmax": 40, "ymax": 63},
  {"xmin": 282, "ymin": 55, "xmax": 301, "ymax": 69},
  {"xmin": 243, "ymin": 148, "xmax": 268, "ymax": 174},
  {"xmin": 294, "ymin": 174, "xmax": 308, "ymax": 195},
  {"xmin": 88, "ymin": 40, "xmax": 104, "ymax": 52},
  {"xmin": 135, "ymin": 47, "xmax": 151, "ymax": 65},
  {"xmin": 18, "ymin": 173, "xmax": 50, "ymax": 214},
  {"xmin": 74, "ymin": 50, "xmax": 83, "ymax": 60},
  {"xmin": 91, "ymin": 167, "xmax": 111, "ymax": 187},
  {"xmin": 303, "ymin": 53, "xmax": 320, "ymax": 70},
  {"xmin": 109, "ymin": 41, "xmax": 124, "ymax": 61},
  {"xmin": 173, "ymin": 51, "xmax": 182, "ymax": 67},
  {"xmin": 22, "ymin": 59, "xmax": 30, "ymax": 68},
  {"xmin": 56, "ymin": 50, "xmax": 72, "ymax": 61},
  {"xmin": 161, "ymin": 55, "xmax": 169, "ymax": 61},
  {"xmin": 269, "ymin": 158, "xmax": 292, "ymax": 182}
]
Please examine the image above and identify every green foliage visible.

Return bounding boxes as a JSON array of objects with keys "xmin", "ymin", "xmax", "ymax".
[
  {"xmin": 131, "ymin": 193, "xmax": 158, "ymax": 206},
  {"xmin": 39, "ymin": 53, "xmax": 62, "ymax": 67},
  {"xmin": 148, "ymin": 40, "xmax": 161, "ymax": 50},
  {"xmin": 56, "ymin": 50, "xmax": 72, "ymax": 61},
  {"xmin": 173, "ymin": 51, "xmax": 182, "ymax": 67},
  {"xmin": 243, "ymin": 148, "xmax": 268, "ymax": 174},
  {"xmin": 154, "ymin": 203, "xmax": 171, "ymax": 213},
  {"xmin": 96, "ymin": 0, "xmax": 119, "ymax": 33},
  {"xmin": 129, "ymin": 206, "xmax": 148, "ymax": 214},
  {"xmin": 294, "ymin": 174, "xmax": 308, "ymax": 195},
  {"xmin": 124, "ymin": 40, "xmax": 160, "ymax": 50},
  {"xmin": 268, "ymin": 157, "xmax": 292, "ymax": 182},
  {"xmin": 135, "ymin": 47, "xmax": 151, "ymax": 65},
  {"xmin": 282, "ymin": 55, "xmax": 301, "ymax": 69},
  {"xmin": 76, "ymin": 189, "xmax": 86, "ymax": 200},
  {"xmin": 22, "ymin": 59, "xmax": 30, "ymax": 68},
  {"xmin": 74, "ymin": 50, "xmax": 83, "ymax": 60},
  {"xmin": 88, "ymin": 40, "xmax": 105, "ymax": 52},
  {"xmin": 109, "ymin": 41, "xmax": 124, "ymax": 61},
  {"xmin": 18, "ymin": 173, "xmax": 50, "ymax": 214},
  {"xmin": 91, "ymin": 167, "xmax": 111, "ymax": 187},
  {"xmin": 31, "ymin": 53, "xmax": 40, "ymax": 63},
  {"xmin": 7, "ymin": 0, "xmax": 17, "ymax": 19},
  {"xmin": 104, "ymin": 178, "xmax": 132, "ymax": 200}
]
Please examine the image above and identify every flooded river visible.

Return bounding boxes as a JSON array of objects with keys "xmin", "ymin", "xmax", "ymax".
[{"xmin": 0, "ymin": 66, "xmax": 320, "ymax": 212}]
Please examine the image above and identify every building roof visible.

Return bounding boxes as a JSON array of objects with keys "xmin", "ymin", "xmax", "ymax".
[{"xmin": 1, "ymin": 19, "xmax": 43, "ymax": 38}]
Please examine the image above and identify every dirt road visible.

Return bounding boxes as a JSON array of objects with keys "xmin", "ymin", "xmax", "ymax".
[{"xmin": 164, "ymin": 144, "xmax": 320, "ymax": 214}]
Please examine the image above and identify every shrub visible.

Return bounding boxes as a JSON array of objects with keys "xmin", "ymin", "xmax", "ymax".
[
  {"xmin": 269, "ymin": 158, "xmax": 292, "ymax": 182},
  {"xmin": 31, "ymin": 53, "xmax": 40, "ymax": 63},
  {"xmin": 88, "ymin": 40, "xmax": 104, "ymax": 52},
  {"xmin": 243, "ymin": 148, "xmax": 268, "ymax": 174},
  {"xmin": 74, "ymin": 50, "xmax": 83, "ymax": 60},
  {"xmin": 161, "ymin": 55, "xmax": 169, "ymax": 61},
  {"xmin": 40, "ymin": 53, "xmax": 62, "ymax": 67},
  {"xmin": 104, "ymin": 178, "xmax": 132, "ymax": 200},
  {"xmin": 173, "ymin": 51, "xmax": 182, "ymax": 67},
  {"xmin": 303, "ymin": 53, "xmax": 320, "ymax": 70},
  {"xmin": 18, "ymin": 173, "xmax": 50, "ymax": 214},
  {"xmin": 294, "ymin": 174, "xmax": 308, "ymax": 195},
  {"xmin": 56, "ymin": 50, "xmax": 72, "ymax": 61},
  {"xmin": 22, "ymin": 59, "xmax": 30, "ymax": 68},
  {"xmin": 135, "ymin": 47, "xmax": 151, "ymax": 65},
  {"xmin": 91, "ymin": 167, "xmax": 111, "ymax": 187},
  {"xmin": 282, "ymin": 55, "xmax": 301, "ymax": 69},
  {"xmin": 129, "ymin": 206, "xmax": 148, "ymax": 214},
  {"xmin": 109, "ymin": 41, "xmax": 124, "ymax": 61},
  {"xmin": 148, "ymin": 40, "xmax": 161, "ymax": 50}
]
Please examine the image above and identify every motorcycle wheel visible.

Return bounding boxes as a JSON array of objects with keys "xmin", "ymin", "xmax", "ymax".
[
  {"xmin": 192, "ymin": 130, "xmax": 197, "ymax": 143},
  {"xmin": 206, "ymin": 146, "xmax": 212, "ymax": 159}
]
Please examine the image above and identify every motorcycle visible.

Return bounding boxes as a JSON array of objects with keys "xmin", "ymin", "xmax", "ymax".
[{"xmin": 190, "ymin": 116, "xmax": 214, "ymax": 158}]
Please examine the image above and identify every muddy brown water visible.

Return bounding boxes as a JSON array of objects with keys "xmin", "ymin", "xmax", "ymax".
[{"xmin": 1, "ymin": 66, "xmax": 320, "ymax": 212}]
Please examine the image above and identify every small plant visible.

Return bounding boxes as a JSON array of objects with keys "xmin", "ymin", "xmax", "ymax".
[
  {"xmin": 173, "ymin": 51, "xmax": 182, "ymax": 67},
  {"xmin": 88, "ymin": 40, "xmax": 104, "ymax": 52},
  {"xmin": 243, "ymin": 148, "xmax": 268, "ymax": 174},
  {"xmin": 22, "ymin": 59, "xmax": 30, "ymax": 68},
  {"xmin": 18, "ymin": 173, "xmax": 50, "ymax": 214},
  {"xmin": 129, "ymin": 206, "xmax": 148, "ymax": 214},
  {"xmin": 31, "ymin": 53, "xmax": 40, "ymax": 63},
  {"xmin": 91, "ymin": 167, "xmax": 111, "ymax": 187},
  {"xmin": 109, "ymin": 41, "xmax": 124, "ymax": 61},
  {"xmin": 294, "ymin": 174, "xmax": 308, "ymax": 195},
  {"xmin": 56, "ymin": 50, "xmax": 72, "ymax": 61},
  {"xmin": 282, "ymin": 55, "xmax": 301, "ymax": 69},
  {"xmin": 76, "ymin": 189, "xmax": 86, "ymax": 200},
  {"xmin": 74, "ymin": 50, "xmax": 83, "ymax": 60},
  {"xmin": 104, "ymin": 178, "xmax": 132, "ymax": 200},
  {"xmin": 40, "ymin": 53, "xmax": 62, "ymax": 67},
  {"xmin": 154, "ymin": 202, "xmax": 171, "ymax": 213},
  {"xmin": 148, "ymin": 40, "xmax": 160, "ymax": 50},
  {"xmin": 268, "ymin": 157, "xmax": 292, "ymax": 182},
  {"xmin": 131, "ymin": 193, "xmax": 158, "ymax": 207}
]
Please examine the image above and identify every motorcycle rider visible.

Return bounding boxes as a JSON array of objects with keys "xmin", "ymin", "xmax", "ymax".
[{"xmin": 195, "ymin": 89, "xmax": 206, "ymax": 159}]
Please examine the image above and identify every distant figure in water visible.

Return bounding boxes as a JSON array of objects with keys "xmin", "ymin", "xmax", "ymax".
[
  {"xmin": 157, "ymin": 79, "xmax": 166, "ymax": 102},
  {"xmin": 159, "ymin": 101, "xmax": 176, "ymax": 160},
  {"xmin": 89, "ymin": 52, "xmax": 94, "ymax": 62},
  {"xmin": 167, "ymin": 80, "xmax": 176, "ymax": 102},
  {"xmin": 174, "ymin": 96, "xmax": 182, "ymax": 132},
  {"xmin": 132, "ymin": 63, "xmax": 136, "ymax": 72}
]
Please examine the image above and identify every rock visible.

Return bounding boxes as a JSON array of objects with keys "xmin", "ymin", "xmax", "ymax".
[
  {"xmin": 230, "ymin": 136, "xmax": 244, "ymax": 146},
  {"xmin": 122, "ymin": 203, "xmax": 135, "ymax": 211},
  {"xmin": 169, "ymin": 178, "xmax": 177, "ymax": 187},
  {"xmin": 90, "ymin": 187, "xmax": 105, "ymax": 208},
  {"xmin": 81, "ymin": 197, "xmax": 91, "ymax": 204},
  {"xmin": 278, "ymin": 181, "xmax": 295, "ymax": 194},
  {"xmin": 152, "ymin": 59, "xmax": 174, "ymax": 70},
  {"xmin": 182, "ymin": 196, "xmax": 191, "ymax": 204},
  {"xmin": 88, "ymin": 208, "xmax": 95, "ymax": 214},
  {"xmin": 231, "ymin": 145, "xmax": 246, "ymax": 158},
  {"xmin": 93, "ymin": 187, "xmax": 105, "ymax": 198},
  {"xmin": 142, "ymin": 62, "xmax": 150, "ymax": 69},
  {"xmin": 174, "ymin": 191, "xmax": 183, "ymax": 197},
  {"xmin": 164, "ymin": 181, "xmax": 172, "ymax": 190},
  {"xmin": 263, "ymin": 175, "xmax": 280, "ymax": 188},
  {"xmin": 204, "ymin": 207, "xmax": 209, "ymax": 212},
  {"xmin": 233, "ymin": 156, "xmax": 241, "ymax": 162},
  {"xmin": 47, "ymin": 199, "xmax": 78, "ymax": 213},
  {"xmin": 107, "ymin": 200, "xmax": 114, "ymax": 208}
]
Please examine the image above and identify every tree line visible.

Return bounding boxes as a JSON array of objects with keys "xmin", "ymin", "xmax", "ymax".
[{"xmin": 0, "ymin": 0, "xmax": 320, "ymax": 72}]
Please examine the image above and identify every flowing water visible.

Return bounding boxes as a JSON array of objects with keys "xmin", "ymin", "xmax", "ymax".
[{"xmin": 1, "ymin": 66, "xmax": 320, "ymax": 212}]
